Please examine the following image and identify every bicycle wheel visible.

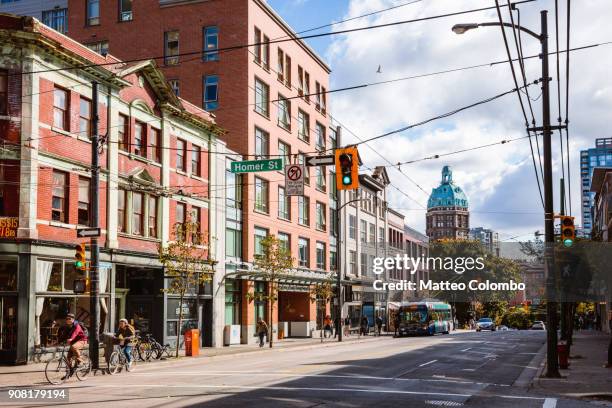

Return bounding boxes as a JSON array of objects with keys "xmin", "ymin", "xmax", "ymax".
[
  {"xmin": 75, "ymin": 355, "xmax": 91, "ymax": 381},
  {"xmin": 150, "ymin": 341, "xmax": 162, "ymax": 360},
  {"xmin": 45, "ymin": 357, "xmax": 69, "ymax": 385},
  {"xmin": 108, "ymin": 351, "xmax": 122, "ymax": 375}
]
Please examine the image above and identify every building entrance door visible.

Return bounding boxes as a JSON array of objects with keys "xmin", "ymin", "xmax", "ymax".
[{"xmin": 0, "ymin": 296, "xmax": 17, "ymax": 363}]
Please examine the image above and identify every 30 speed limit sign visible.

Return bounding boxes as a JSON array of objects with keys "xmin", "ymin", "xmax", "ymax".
[{"xmin": 285, "ymin": 164, "xmax": 304, "ymax": 196}]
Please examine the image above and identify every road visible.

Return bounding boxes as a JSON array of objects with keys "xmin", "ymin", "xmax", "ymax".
[{"xmin": 5, "ymin": 331, "xmax": 597, "ymax": 407}]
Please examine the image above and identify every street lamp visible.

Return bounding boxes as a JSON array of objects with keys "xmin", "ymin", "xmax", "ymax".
[{"xmin": 452, "ymin": 11, "xmax": 562, "ymax": 379}]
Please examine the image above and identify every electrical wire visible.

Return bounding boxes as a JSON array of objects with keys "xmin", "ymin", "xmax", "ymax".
[
  {"xmin": 564, "ymin": 0, "xmax": 572, "ymax": 216},
  {"xmin": 554, "ymin": 0, "xmax": 567, "ymax": 211}
]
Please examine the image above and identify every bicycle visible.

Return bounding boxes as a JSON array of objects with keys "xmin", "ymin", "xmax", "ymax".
[
  {"xmin": 107, "ymin": 345, "xmax": 136, "ymax": 374},
  {"xmin": 45, "ymin": 346, "xmax": 91, "ymax": 385}
]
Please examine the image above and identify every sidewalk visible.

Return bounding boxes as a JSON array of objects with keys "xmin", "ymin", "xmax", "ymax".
[
  {"xmin": 0, "ymin": 333, "xmax": 390, "ymax": 388},
  {"xmin": 534, "ymin": 331, "xmax": 612, "ymax": 403}
]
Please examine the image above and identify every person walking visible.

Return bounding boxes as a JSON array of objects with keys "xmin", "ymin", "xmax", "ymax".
[
  {"xmin": 323, "ymin": 315, "xmax": 333, "ymax": 338},
  {"xmin": 360, "ymin": 316, "xmax": 369, "ymax": 336},
  {"xmin": 334, "ymin": 316, "xmax": 341, "ymax": 339},
  {"xmin": 375, "ymin": 314, "xmax": 383, "ymax": 336},
  {"xmin": 256, "ymin": 318, "xmax": 268, "ymax": 347},
  {"xmin": 344, "ymin": 316, "xmax": 351, "ymax": 337}
]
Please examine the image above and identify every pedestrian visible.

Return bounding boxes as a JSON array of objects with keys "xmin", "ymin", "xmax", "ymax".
[
  {"xmin": 334, "ymin": 316, "xmax": 341, "ymax": 338},
  {"xmin": 394, "ymin": 313, "xmax": 400, "ymax": 337},
  {"xmin": 323, "ymin": 315, "xmax": 332, "ymax": 338},
  {"xmin": 360, "ymin": 316, "xmax": 369, "ymax": 336},
  {"xmin": 344, "ymin": 316, "xmax": 351, "ymax": 337},
  {"xmin": 256, "ymin": 318, "xmax": 268, "ymax": 347},
  {"xmin": 375, "ymin": 315, "xmax": 383, "ymax": 336}
]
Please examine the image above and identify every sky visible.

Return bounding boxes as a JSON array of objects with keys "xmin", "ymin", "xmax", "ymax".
[{"xmin": 267, "ymin": 0, "xmax": 611, "ymax": 241}]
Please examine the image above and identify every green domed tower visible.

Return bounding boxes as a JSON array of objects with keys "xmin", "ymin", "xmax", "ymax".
[{"xmin": 426, "ymin": 166, "xmax": 470, "ymax": 240}]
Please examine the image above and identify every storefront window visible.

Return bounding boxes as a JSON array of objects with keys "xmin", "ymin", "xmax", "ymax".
[
  {"xmin": 47, "ymin": 262, "xmax": 62, "ymax": 292},
  {"xmin": 0, "ymin": 260, "xmax": 17, "ymax": 291},
  {"xmin": 254, "ymin": 281, "xmax": 266, "ymax": 324},
  {"xmin": 224, "ymin": 279, "xmax": 241, "ymax": 325},
  {"xmin": 0, "ymin": 296, "xmax": 17, "ymax": 351}
]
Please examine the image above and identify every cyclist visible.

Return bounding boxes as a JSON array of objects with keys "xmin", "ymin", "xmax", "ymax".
[
  {"xmin": 115, "ymin": 318, "xmax": 135, "ymax": 369},
  {"xmin": 59, "ymin": 314, "xmax": 87, "ymax": 376}
]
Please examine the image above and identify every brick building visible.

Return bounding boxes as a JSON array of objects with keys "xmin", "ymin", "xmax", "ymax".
[
  {"xmin": 1, "ymin": 0, "xmax": 337, "ymax": 345},
  {"xmin": 0, "ymin": 14, "xmax": 233, "ymax": 364}
]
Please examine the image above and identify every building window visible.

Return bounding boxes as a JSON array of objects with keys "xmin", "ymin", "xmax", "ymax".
[
  {"xmin": 176, "ymin": 139, "xmax": 186, "ymax": 172},
  {"xmin": 149, "ymin": 196, "xmax": 158, "ymax": 238},
  {"xmin": 278, "ymin": 140, "xmax": 290, "ymax": 167},
  {"xmin": 285, "ymin": 55, "xmax": 292, "ymax": 87},
  {"xmin": 42, "ymin": 8, "xmax": 67, "ymax": 33},
  {"xmin": 277, "ymin": 48, "xmax": 285, "ymax": 82},
  {"xmin": 254, "ymin": 27, "xmax": 262, "ymax": 63},
  {"xmin": 255, "ymin": 127, "xmax": 269, "ymax": 158},
  {"xmin": 254, "ymin": 281, "xmax": 267, "ymax": 323},
  {"xmin": 315, "ymin": 122, "xmax": 325, "ymax": 151},
  {"xmin": 349, "ymin": 215, "xmax": 356, "ymax": 239},
  {"xmin": 85, "ymin": 41, "xmax": 109, "ymax": 55},
  {"xmin": 117, "ymin": 189, "xmax": 126, "ymax": 232},
  {"xmin": 360, "ymin": 252, "xmax": 368, "ymax": 276},
  {"xmin": 118, "ymin": 114, "xmax": 128, "ymax": 151},
  {"xmin": 169, "ymin": 79, "xmax": 179, "ymax": 96},
  {"xmin": 134, "ymin": 121, "xmax": 146, "ymax": 157},
  {"xmin": 51, "ymin": 171, "xmax": 68, "ymax": 223},
  {"xmin": 330, "ymin": 208, "xmax": 338, "ymax": 237},
  {"xmin": 278, "ymin": 186, "xmax": 289, "ymax": 220},
  {"xmin": 78, "ymin": 178, "xmax": 90, "ymax": 226},
  {"xmin": 298, "ymin": 196, "xmax": 309, "ymax": 226},
  {"xmin": 203, "ymin": 75, "xmax": 219, "ymax": 111},
  {"xmin": 164, "ymin": 31, "xmax": 179, "ymax": 65},
  {"xmin": 79, "ymin": 98, "xmax": 91, "ymax": 138},
  {"xmin": 254, "ymin": 177, "xmax": 269, "ymax": 213},
  {"xmin": 278, "ymin": 232, "xmax": 290, "ymax": 252},
  {"xmin": 191, "ymin": 145, "xmax": 201, "ymax": 176},
  {"xmin": 190, "ymin": 207, "xmax": 201, "ymax": 244},
  {"xmin": 254, "ymin": 227, "xmax": 268, "ymax": 257},
  {"xmin": 369, "ymin": 223, "xmax": 375, "ymax": 243},
  {"xmin": 226, "ymin": 226, "xmax": 241, "ymax": 258},
  {"xmin": 316, "ymin": 242, "xmax": 326, "ymax": 270},
  {"xmin": 329, "ymin": 127, "xmax": 337, "ymax": 149},
  {"xmin": 297, "ymin": 153, "xmax": 310, "ymax": 185},
  {"xmin": 297, "ymin": 66, "xmax": 304, "ymax": 96},
  {"xmin": 315, "ymin": 81, "xmax": 321, "ymax": 110},
  {"xmin": 316, "ymin": 202, "xmax": 326, "ymax": 231},
  {"xmin": 86, "ymin": 0, "xmax": 100, "ymax": 26},
  {"xmin": 262, "ymin": 35, "xmax": 270, "ymax": 69},
  {"xmin": 225, "ymin": 280, "xmax": 241, "ymax": 325},
  {"xmin": 304, "ymin": 71, "xmax": 310, "ymax": 102},
  {"xmin": 53, "ymin": 87, "xmax": 68, "ymax": 130},
  {"xmin": 315, "ymin": 167, "xmax": 326, "ymax": 192},
  {"xmin": 119, "ymin": 0, "xmax": 133, "ymax": 21},
  {"xmin": 277, "ymin": 95, "xmax": 291, "ymax": 130},
  {"xmin": 321, "ymin": 86, "xmax": 327, "ymax": 113},
  {"xmin": 349, "ymin": 250, "xmax": 357, "ymax": 274},
  {"xmin": 298, "ymin": 237, "xmax": 309, "ymax": 267},
  {"xmin": 149, "ymin": 128, "xmax": 161, "ymax": 163},
  {"xmin": 203, "ymin": 26, "xmax": 219, "ymax": 61},
  {"xmin": 329, "ymin": 172, "xmax": 337, "ymax": 200},
  {"xmin": 360, "ymin": 220, "xmax": 367, "ymax": 243},
  {"xmin": 132, "ymin": 192, "xmax": 144, "ymax": 236},
  {"xmin": 254, "ymin": 78, "xmax": 269, "ymax": 117},
  {"xmin": 175, "ymin": 202, "xmax": 186, "ymax": 239},
  {"xmin": 298, "ymin": 110, "xmax": 310, "ymax": 142}
]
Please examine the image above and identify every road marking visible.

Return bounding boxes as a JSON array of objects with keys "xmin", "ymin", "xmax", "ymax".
[
  {"xmin": 419, "ymin": 359, "xmax": 438, "ymax": 367},
  {"xmin": 543, "ymin": 398, "xmax": 557, "ymax": 408},
  {"xmin": 460, "ymin": 348, "xmax": 472, "ymax": 352}
]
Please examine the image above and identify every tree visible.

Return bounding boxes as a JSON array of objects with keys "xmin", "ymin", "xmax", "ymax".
[
  {"xmin": 252, "ymin": 235, "xmax": 294, "ymax": 348},
  {"xmin": 158, "ymin": 216, "xmax": 213, "ymax": 358},
  {"xmin": 310, "ymin": 279, "xmax": 334, "ymax": 342}
]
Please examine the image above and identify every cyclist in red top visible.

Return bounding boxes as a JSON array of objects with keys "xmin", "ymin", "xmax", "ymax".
[{"xmin": 62, "ymin": 314, "xmax": 88, "ymax": 368}]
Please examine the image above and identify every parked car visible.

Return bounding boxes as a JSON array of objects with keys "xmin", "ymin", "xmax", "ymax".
[
  {"xmin": 531, "ymin": 321, "xmax": 546, "ymax": 330},
  {"xmin": 476, "ymin": 317, "xmax": 496, "ymax": 332}
]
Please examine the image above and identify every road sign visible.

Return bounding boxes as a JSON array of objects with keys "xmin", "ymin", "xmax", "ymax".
[
  {"xmin": 285, "ymin": 164, "xmax": 304, "ymax": 196},
  {"xmin": 306, "ymin": 155, "xmax": 335, "ymax": 167},
  {"xmin": 231, "ymin": 159, "xmax": 283, "ymax": 173},
  {"xmin": 77, "ymin": 227, "xmax": 101, "ymax": 238}
]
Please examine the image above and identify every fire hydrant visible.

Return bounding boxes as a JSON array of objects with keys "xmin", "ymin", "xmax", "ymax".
[{"xmin": 557, "ymin": 340, "xmax": 569, "ymax": 369}]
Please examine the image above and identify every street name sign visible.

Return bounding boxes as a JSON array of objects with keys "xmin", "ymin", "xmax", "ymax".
[
  {"xmin": 231, "ymin": 159, "xmax": 283, "ymax": 173},
  {"xmin": 306, "ymin": 155, "xmax": 335, "ymax": 167},
  {"xmin": 77, "ymin": 227, "xmax": 101, "ymax": 238},
  {"xmin": 285, "ymin": 164, "xmax": 304, "ymax": 196}
]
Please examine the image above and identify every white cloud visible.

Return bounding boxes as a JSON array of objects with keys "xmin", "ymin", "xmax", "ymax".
[{"xmin": 326, "ymin": 0, "xmax": 612, "ymax": 238}]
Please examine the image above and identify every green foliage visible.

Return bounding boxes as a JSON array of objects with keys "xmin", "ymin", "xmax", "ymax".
[{"xmin": 501, "ymin": 306, "xmax": 535, "ymax": 330}]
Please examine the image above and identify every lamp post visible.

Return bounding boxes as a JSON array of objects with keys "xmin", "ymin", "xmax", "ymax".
[{"xmin": 452, "ymin": 11, "xmax": 561, "ymax": 378}]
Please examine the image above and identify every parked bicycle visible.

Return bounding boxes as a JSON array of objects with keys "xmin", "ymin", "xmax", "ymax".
[
  {"xmin": 107, "ymin": 346, "xmax": 136, "ymax": 374},
  {"xmin": 45, "ymin": 346, "xmax": 91, "ymax": 385}
]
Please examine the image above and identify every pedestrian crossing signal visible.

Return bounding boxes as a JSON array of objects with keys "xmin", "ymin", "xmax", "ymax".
[
  {"xmin": 335, "ymin": 147, "xmax": 359, "ymax": 190},
  {"xmin": 559, "ymin": 216, "xmax": 575, "ymax": 247},
  {"xmin": 74, "ymin": 243, "xmax": 87, "ymax": 271}
]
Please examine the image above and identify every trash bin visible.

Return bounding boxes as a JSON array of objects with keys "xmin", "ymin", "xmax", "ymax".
[
  {"xmin": 557, "ymin": 340, "xmax": 569, "ymax": 369},
  {"xmin": 184, "ymin": 329, "xmax": 199, "ymax": 357}
]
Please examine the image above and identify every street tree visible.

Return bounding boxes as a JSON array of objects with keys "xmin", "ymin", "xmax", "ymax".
[
  {"xmin": 310, "ymin": 279, "xmax": 334, "ymax": 342},
  {"xmin": 158, "ymin": 216, "xmax": 214, "ymax": 358},
  {"xmin": 253, "ymin": 235, "xmax": 294, "ymax": 348}
]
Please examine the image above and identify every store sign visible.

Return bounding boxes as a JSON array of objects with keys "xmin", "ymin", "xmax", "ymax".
[
  {"xmin": 175, "ymin": 303, "xmax": 191, "ymax": 316},
  {"xmin": 0, "ymin": 217, "xmax": 18, "ymax": 238}
]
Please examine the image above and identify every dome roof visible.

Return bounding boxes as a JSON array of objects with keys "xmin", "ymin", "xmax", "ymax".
[{"xmin": 427, "ymin": 166, "xmax": 469, "ymax": 209}]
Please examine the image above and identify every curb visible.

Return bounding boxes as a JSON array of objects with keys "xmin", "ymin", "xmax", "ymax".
[{"xmin": 513, "ymin": 341, "xmax": 547, "ymax": 388}]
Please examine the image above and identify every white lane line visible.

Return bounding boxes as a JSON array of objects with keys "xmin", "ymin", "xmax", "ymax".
[
  {"xmin": 543, "ymin": 398, "xmax": 557, "ymax": 408},
  {"xmin": 460, "ymin": 348, "xmax": 472, "ymax": 352},
  {"xmin": 419, "ymin": 359, "xmax": 438, "ymax": 367}
]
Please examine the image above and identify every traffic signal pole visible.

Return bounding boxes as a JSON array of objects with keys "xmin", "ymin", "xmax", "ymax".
[{"xmin": 89, "ymin": 81, "xmax": 101, "ymax": 369}]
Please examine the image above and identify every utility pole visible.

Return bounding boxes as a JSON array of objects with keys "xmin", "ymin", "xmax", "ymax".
[
  {"xmin": 89, "ymin": 81, "xmax": 101, "ymax": 369},
  {"xmin": 335, "ymin": 125, "xmax": 343, "ymax": 342},
  {"xmin": 540, "ymin": 10, "xmax": 561, "ymax": 378}
]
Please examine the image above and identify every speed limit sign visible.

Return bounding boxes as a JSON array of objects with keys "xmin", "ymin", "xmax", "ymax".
[{"xmin": 285, "ymin": 164, "xmax": 304, "ymax": 196}]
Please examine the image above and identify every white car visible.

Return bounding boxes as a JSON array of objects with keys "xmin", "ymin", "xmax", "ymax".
[
  {"xmin": 531, "ymin": 321, "xmax": 546, "ymax": 330},
  {"xmin": 476, "ymin": 317, "xmax": 496, "ymax": 332}
]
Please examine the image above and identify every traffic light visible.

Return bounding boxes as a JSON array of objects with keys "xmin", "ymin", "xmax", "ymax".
[
  {"xmin": 559, "ymin": 216, "xmax": 575, "ymax": 247},
  {"xmin": 74, "ymin": 243, "xmax": 87, "ymax": 271},
  {"xmin": 335, "ymin": 146, "xmax": 359, "ymax": 190}
]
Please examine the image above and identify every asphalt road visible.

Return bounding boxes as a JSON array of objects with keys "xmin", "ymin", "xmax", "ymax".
[{"xmin": 5, "ymin": 331, "xmax": 597, "ymax": 407}]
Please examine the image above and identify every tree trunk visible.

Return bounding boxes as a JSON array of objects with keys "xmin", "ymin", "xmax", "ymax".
[
  {"xmin": 320, "ymin": 302, "xmax": 323, "ymax": 343},
  {"xmin": 176, "ymin": 292, "xmax": 184, "ymax": 358},
  {"xmin": 268, "ymin": 292, "xmax": 274, "ymax": 348}
]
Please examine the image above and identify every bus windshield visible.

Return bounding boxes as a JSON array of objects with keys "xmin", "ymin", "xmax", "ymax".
[{"xmin": 400, "ymin": 306, "xmax": 427, "ymax": 323}]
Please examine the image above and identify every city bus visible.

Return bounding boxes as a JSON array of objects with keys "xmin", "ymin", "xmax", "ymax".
[{"xmin": 396, "ymin": 301, "xmax": 453, "ymax": 336}]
